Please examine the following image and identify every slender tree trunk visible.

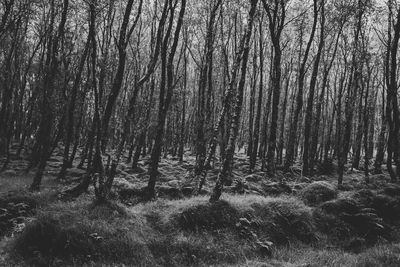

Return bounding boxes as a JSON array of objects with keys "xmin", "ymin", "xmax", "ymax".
[
  {"xmin": 210, "ymin": 0, "xmax": 258, "ymax": 202},
  {"xmin": 277, "ymin": 61, "xmax": 292, "ymax": 166},
  {"xmin": 247, "ymin": 38, "xmax": 258, "ymax": 157},
  {"xmin": 58, "ymin": 35, "xmax": 90, "ymax": 179},
  {"xmin": 193, "ymin": 0, "xmax": 221, "ymax": 178},
  {"xmin": 31, "ymin": 0, "xmax": 69, "ymax": 191},
  {"xmin": 352, "ymin": 81, "xmax": 365, "ymax": 170},
  {"xmin": 100, "ymin": 0, "xmax": 141, "ymax": 152},
  {"xmin": 338, "ymin": 0, "xmax": 363, "ymax": 185},
  {"xmin": 386, "ymin": 4, "xmax": 400, "ymax": 182},
  {"xmin": 147, "ymin": 0, "xmax": 186, "ymax": 199},
  {"xmin": 374, "ymin": 86, "xmax": 386, "ymax": 173},
  {"xmin": 303, "ymin": 0, "xmax": 324, "ymax": 175},
  {"xmin": 179, "ymin": 41, "xmax": 188, "ymax": 162},
  {"xmin": 363, "ymin": 64, "xmax": 372, "ymax": 183},
  {"xmin": 249, "ymin": 18, "xmax": 264, "ymax": 171},
  {"xmin": 285, "ymin": 0, "xmax": 318, "ymax": 170}
]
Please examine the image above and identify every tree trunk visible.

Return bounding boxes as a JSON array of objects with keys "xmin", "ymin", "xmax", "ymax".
[
  {"xmin": 285, "ymin": 0, "xmax": 318, "ymax": 170},
  {"xmin": 210, "ymin": 0, "xmax": 258, "ymax": 202},
  {"xmin": 147, "ymin": 0, "xmax": 186, "ymax": 199},
  {"xmin": 31, "ymin": 0, "xmax": 69, "ymax": 191},
  {"xmin": 250, "ymin": 20, "xmax": 264, "ymax": 171},
  {"xmin": 58, "ymin": 35, "xmax": 91, "ymax": 179},
  {"xmin": 338, "ymin": 0, "xmax": 363, "ymax": 185},
  {"xmin": 303, "ymin": 0, "xmax": 324, "ymax": 175}
]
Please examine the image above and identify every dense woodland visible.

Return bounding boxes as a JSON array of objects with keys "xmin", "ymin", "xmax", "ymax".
[
  {"xmin": 2, "ymin": 0, "xmax": 400, "ymax": 266},
  {"xmin": 1, "ymin": 0, "xmax": 399, "ymax": 200}
]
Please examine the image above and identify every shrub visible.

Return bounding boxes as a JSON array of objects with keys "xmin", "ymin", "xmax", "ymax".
[
  {"xmin": 371, "ymin": 194, "xmax": 400, "ymax": 222},
  {"xmin": 318, "ymin": 198, "xmax": 359, "ymax": 216},
  {"xmin": 314, "ymin": 209, "xmax": 352, "ymax": 241},
  {"xmin": 313, "ymin": 199, "xmax": 358, "ymax": 241},
  {"xmin": 352, "ymin": 188, "xmax": 400, "ymax": 222},
  {"xmin": 381, "ymin": 184, "xmax": 400, "ymax": 197},
  {"xmin": 247, "ymin": 198, "xmax": 316, "ymax": 245},
  {"xmin": 313, "ymin": 198, "xmax": 389, "ymax": 245},
  {"xmin": 176, "ymin": 196, "xmax": 316, "ymax": 246},
  {"xmin": 299, "ymin": 181, "xmax": 337, "ymax": 206},
  {"xmin": 352, "ymin": 189, "xmax": 375, "ymax": 207}
]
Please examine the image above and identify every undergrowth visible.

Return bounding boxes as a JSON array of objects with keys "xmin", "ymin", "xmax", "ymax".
[{"xmin": 6, "ymin": 182, "xmax": 400, "ymax": 267}]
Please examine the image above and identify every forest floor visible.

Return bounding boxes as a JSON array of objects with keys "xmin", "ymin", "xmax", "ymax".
[{"xmin": 1, "ymin": 147, "xmax": 400, "ymax": 266}]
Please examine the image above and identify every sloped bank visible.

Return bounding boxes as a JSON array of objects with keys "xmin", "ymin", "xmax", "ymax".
[{"xmin": 9, "ymin": 185, "xmax": 400, "ymax": 266}]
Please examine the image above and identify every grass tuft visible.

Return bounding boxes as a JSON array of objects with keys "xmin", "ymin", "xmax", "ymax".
[
  {"xmin": 11, "ymin": 195, "xmax": 155, "ymax": 266},
  {"xmin": 247, "ymin": 197, "xmax": 317, "ymax": 245},
  {"xmin": 177, "ymin": 200, "xmax": 240, "ymax": 231},
  {"xmin": 8, "ymin": 189, "xmax": 400, "ymax": 266},
  {"xmin": 300, "ymin": 181, "xmax": 337, "ymax": 206}
]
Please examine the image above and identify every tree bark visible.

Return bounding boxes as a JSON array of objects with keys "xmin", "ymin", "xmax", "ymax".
[
  {"xmin": 210, "ymin": 0, "xmax": 258, "ymax": 202},
  {"xmin": 303, "ymin": 0, "xmax": 324, "ymax": 175},
  {"xmin": 147, "ymin": 0, "xmax": 186, "ymax": 199},
  {"xmin": 285, "ymin": 0, "xmax": 318, "ymax": 170}
]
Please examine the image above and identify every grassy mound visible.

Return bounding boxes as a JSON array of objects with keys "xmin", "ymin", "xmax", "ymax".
[
  {"xmin": 176, "ymin": 196, "xmax": 316, "ymax": 246},
  {"xmin": 381, "ymin": 183, "xmax": 400, "ymax": 197},
  {"xmin": 12, "ymin": 195, "xmax": 258, "ymax": 266},
  {"xmin": 313, "ymin": 198, "xmax": 359, "ymax": 241},
  {"xmin": 246, "ymin": 197, "xmax": 316, "ymax": 245},
  {"xmin": 9, "ymin": 190, "xmax": 400, "ymax": 266},
  {"xmin": 313, "ymin": 184, "xmax": 400, "ymax": 250},
  {"xmin": 313, "ymin": 197, "xmax": 390, "ymax": 248},
  {"xmin": 177, "ymin": 200, "xmax": 240, "ymax": 231},
  {"xmin": 299, "ymin": 181, "xmax": 337, "ymax": 206},
  {"xmin": 371, "ymin": 194, "xmax": 400, "ymax": 222},
  {"xmin": 12, "ymin": 197, "xmax": 155, "ymax": 266},
  {"xmin": 351, "ymin": 188, "xmax": 400, "ymax": 222},
  {"xmin": 14, "ymin": 215, "xmax": 151, "ymax": 266},
  {"xmin": 14, "ymin": 216, "xmax": 92, "ymax": 263},
  {"xmin": 163, "ymin": 196, "xmax": 316, "ymax": 263}
]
